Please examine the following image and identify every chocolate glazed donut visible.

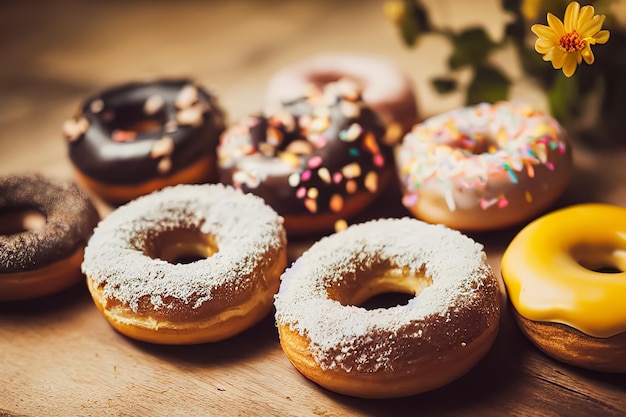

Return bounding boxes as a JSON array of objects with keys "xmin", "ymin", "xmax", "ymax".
[
  {"xmin": 64, "ymin": 79, "xmax": 226, "ymax": 204},
  {"xmin": 218, "ymin": 80, "xmax": 394, "ymax": 235}
]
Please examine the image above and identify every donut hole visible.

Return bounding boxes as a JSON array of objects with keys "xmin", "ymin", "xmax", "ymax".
[
  {"xmin": 571, "ymin": 243, "xmax": 626, "ymax": 274},
  {"xmin": 108, "ymin": 106, "xmax": 166, "ymax": 138},
  {"xmin": 449, "ymin": 134, "xmax": 500, "ymax": 155},
  {"xmin": 333, "ymin": 266, "xmax": 432, "ymax": 310},
  {"xmin": 144, "ymin": 228, "xmax": 219, "ymax": 265},
  {"xmin": 0, "ymin": 207, "xmax": 46, "ymax": 235}
]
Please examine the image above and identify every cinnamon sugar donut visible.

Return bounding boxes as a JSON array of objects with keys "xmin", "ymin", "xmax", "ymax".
[
  {"xmin": 64, "ymin": 79, "xmax": 226, "ymax": 204},
  {"xmin": 396, "ymin": 102, "xmax": 572, "ymax": 231},
  {"xmin": 274, "ymin": 218, "xmax": 500, "ymax": 398},
  {"xmin": 0, "ymin": 175, "xmax": 99, "ymax": 301},
  {"xmin": 266, "ymin": 53, "xmax": 419, "ymax": 144},
  {"xmin": 82, "ymin": 184, "xmax": 287, "ymax": 344},
  {"xmin": 219, "ymin": 80, "xmax": 394, "ymax": 236}
]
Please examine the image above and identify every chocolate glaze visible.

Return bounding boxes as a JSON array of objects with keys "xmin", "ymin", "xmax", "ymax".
[
  {"xmin": 0, "ymin": 175, "xmax": 99, "ymax": 272},
  {"xmin": 218, "ymin": 80, "xmax": 392, "ymax": 218},
  {"xmin": 66, "ymin": 79, "xmax": 226, "ymax": 185}
]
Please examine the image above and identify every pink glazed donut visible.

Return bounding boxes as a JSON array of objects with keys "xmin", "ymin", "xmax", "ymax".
[{"xmin": 265, "ymin": 53, "xmax": 419, "ymax": 146}]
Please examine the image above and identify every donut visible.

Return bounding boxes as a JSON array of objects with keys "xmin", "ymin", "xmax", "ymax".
[
  {"xmin": 82, "ymin": 184, "xmax": 287, "ymax": 344},
  {"xmin": 501, "ymin": 203, "xmax": 626, "ymax": 372},
  {"xmin": 274, "ymin": 218, "xmax": 501, "ymax": 398},
  {"xmin": 396, "ymin": 101, "xmax": 572, "ymax": 231},
  {"xmin": 0, "ymin": 175, "xmax": 99, "ymax": 301},
  {"xmin": 265, "ymin": 53, "xmax": 419, "ymax": 145},
  {"xmin": 219, "ymin": 80, "xmax": 395, "ymax": 236},
  {"xmin": 63, "ymin": 79, "xmax": 226, "ymax": 204}
]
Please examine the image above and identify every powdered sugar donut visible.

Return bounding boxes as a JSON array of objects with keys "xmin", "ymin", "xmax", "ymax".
[
  {"xmin": 82, "ymin": 184, "xmax": 287, "ymax": 344},
  {"xmin": 274, "ymin": 218, "xmax": 500, "ymax": 398},
  {"xmin": 396, "ymin": 102, "xmax": 572, "ymax": 231}
]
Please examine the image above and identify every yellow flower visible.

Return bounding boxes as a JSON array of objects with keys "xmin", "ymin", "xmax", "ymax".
[
  {"xmin": 383, "ymin": 1, "xmax": 406, "ymax": 25},
  {"xmin": 531, "ymin": 1, "xmax": 610, "ymax": 77}
]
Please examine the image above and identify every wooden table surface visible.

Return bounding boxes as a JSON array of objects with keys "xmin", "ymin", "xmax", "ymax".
[{"xmin": 1, "ymin": 1, "xmax": 625, "ymax": 416}]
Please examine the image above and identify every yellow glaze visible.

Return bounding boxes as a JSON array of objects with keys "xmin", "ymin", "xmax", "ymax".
[{"xmin": 501, "ymin": 203, "xmax": 626, "ymax": 338}]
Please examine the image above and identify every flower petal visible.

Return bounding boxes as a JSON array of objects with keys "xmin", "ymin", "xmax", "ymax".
[
  {"xmin": 581, "ymin": 45, "xmax": 595, "ymax": 64},
  {"xmin": 594, "ymin": 30, "xmax": 610, "ymax": 44},
  {"xmin": 531, "ymin": 23, "xmax": 558, "ymax": 40},
  {"xmin": 562, "ymin": 53, "xmax": 579, "ymax": 77},
  {"xmin": 579, "ymin": 14, "xmax": 605, "ymax": 38},
  {"xmin": 546, "ymin": 13, "xmax": 566, "ymax": 37},
  {"xmin": 564, "ymin": 1, "xmax": 580, "ymax": 32},
  {"xmin": 535, "ymin": 38, "xmax": 555, "ymax": 54},
  {"xmin": 551, "ymin": 49, "xmax": 567, "ymax": 69},
  {"xmin": 542, "ymin": 49, "xmax": 554, "ymax": 62},
  {"xmin": 577, "ymin": 5, "xmax": 595, "ymax": 28}
]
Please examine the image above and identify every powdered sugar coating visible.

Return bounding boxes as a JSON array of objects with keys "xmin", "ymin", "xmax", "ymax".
[
  {"xmin": 274, "ymin": 218, "xmax": 499, "ymax": 372},
  {"xmin": 82, "ymin": 184, "xmax": 285, "ymax": 313}
]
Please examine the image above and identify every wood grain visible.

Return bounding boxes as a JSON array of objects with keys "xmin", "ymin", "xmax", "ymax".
[{"xmin": 1, "ymin": 1, "xmax": 625, "ymax": 416}]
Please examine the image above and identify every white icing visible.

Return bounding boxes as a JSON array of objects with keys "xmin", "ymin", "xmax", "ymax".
[
  {"xmin": 274, "ymin": 218, "xmax": 495, "ymax": 372},
  {"xmin": 82, "ymin": 184, "xmax": 285, "ymax": 312}
]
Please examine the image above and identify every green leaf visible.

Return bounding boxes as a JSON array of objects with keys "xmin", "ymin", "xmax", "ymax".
[
  {"xmin": 466, "ymin": 66, "xmax": 511, "ymax": 104},
  {"xmin": 448, "ymin": 28, "xmax": 498, "ymax": 70},
  {"xmin": 398, "ymin": 0, "xmax": 431, "ymax": 47},
  {"xmin": 431, "ymin": 77, "xmax": 458, "ymax": 94}
]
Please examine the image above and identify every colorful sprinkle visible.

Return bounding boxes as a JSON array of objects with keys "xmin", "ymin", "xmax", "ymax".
[
  {"xmin": 309, "ymin": 116, "xmax": 330, "ymax": 132},
  {"xmin": 339, "ymin": 123, "xmax": 362, "ymax": 142},
  {"xmin": 362, "ymin": 132, "xmax": 380, "ymax": 154},
  {"xmin": 349, "ymin": 148, "xmax": 360, "ymax": 157},
  {"xmin": 329, "ymin": 194, "xmax": 344, "ymax": 212},
  {"xmin": 301, "ymin": 169, "xmax": 312, "ymax": 181},
  {"xmin": 402, "ymin": 193, "xmax": 418, "ymax": 207},
  {"xmin": 144, "ymin": 95, "xmax": 164, "ymax": 115},
  {"xmin": 525, "ymin": 191, "xmax": 533, "ymax": 203},
  {"xmin": 157, "ymin": 157, "xmax": 172, "ymax": 174},
  {"xmin": 304, "ymin": 198, "xmax": 317, "ymax": 213},
  {"xmin": 345, "ymin": 180, "xmax": 358, "ymax": 194},
  {"xmin": 364, "ymin": 171, "xmax": 378, "ymax": 193},
  {"xmin": 340, "ymin": 100, "xmax": 361, "ymax": 118},
  {"xmin": 90, "ymin": 99, "xmax": 105, "ymax": 114},
  {"xmin": 288, "ymin": 173, "xmax": 300, "ymax": 187},
  {"xmin": 373, "ymin": 153, "xmax": 385, "ymax": 168},
  {"xmin": 318, "ymin": 167, "xmax": 331, "ymax": 184},
  {"xmin": 503, "ymin": 163, "xmax": 519, "ymax": 184},
  {"xmin": 333, "ymin": 172, "xmax": 343, "ymax": 184},
  {"xmin": 308, "ymin": 155, "xmax": 323, "ymax": 169},
  {"xmin": 296, "ymin": 186, "xmax": 306, "ymax": 199},
  {"xmin": 479, "ymin": 198, "xmax": 497, "ymax": 210},
  {"xmin": 334, "ymin": 219, "xmax": 348, "ymax": 232},
  {"xmin": 307, "ymin": 187, "xmax": 319, "ymax": 199},
  {"xmin": 150, "ymin": 136, "xmax": 175, "ymax": 159},
  {"xmin": 498, "ymin": 195, "xmax": 509, "ymax": 208},
  {"xmin": 341, "ymin": 162, "xmax": 362, "ymax": 179}
]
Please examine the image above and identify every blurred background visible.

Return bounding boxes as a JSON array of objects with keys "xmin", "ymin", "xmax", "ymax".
[{"xmin": 0, "ymin": 0, "xmax": 543, "ymax": 175}]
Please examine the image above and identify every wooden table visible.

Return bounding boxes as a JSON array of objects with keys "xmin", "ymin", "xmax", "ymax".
[{"xmin": 1, "ymin": 1, "xmax": 625, "ymax": 416}]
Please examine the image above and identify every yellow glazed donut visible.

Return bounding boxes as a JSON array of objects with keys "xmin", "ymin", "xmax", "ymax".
[
  {"xmin": 274, "ymin": 218, "xmax": 500, "ymax": 398},
  {"xmin": 501, "ymin": 203, "xmax": 626, "ymax": 372},
  {"xmin": 82, "ymin": 184, "xmax": 287, "ymax": 344},
  {"xmin": 396, "ymin": 102, "xmax": 572, "ymax": 231}
]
